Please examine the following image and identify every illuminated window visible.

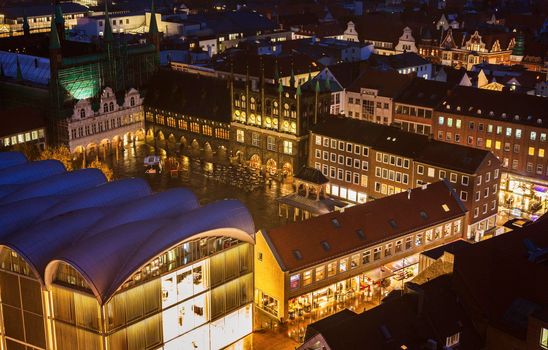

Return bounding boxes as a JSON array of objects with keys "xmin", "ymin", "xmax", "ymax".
[
  {"xmin": 289, "ymin": 274, "xmax": 300, "ymax": 289},
  {"xmin": 178, "ymin": 119, "xmax": 188, "ymax": 130},
  {"xmin": 190, "ymin": 122, "xmax": 200, "ymax": 133},
  {"xmin": 529, "ymin": 147, "xmax": 535, "ymax": 156},
  {"xmin": 327, "ymin": 262, "xmax": 336, "ymax": 277},
  {"xmin": 540, "ymin": 328, "xmax": 548, "ymax": 348},
  {"xmin": 339, "ymin": 258, "xmax": 348, "ymax": 272},
  {"xmin": 203, "ymin": 125, "xmax": 212, "ymax": 136},
  {"xmin": 303, "ymin": 270, "xmax": 312, "ymax": 286},
  {"xmin": 486, "ymin": 139, "xmax": 492, "ymax": 148},
  {"xmin": 350, "ymin": 254, "xmax": 360, "ymax": 269},
  {"xmin": 236, "ymin": 130, "xmax": 244, "ymax": 143},
  {"xmin": 373, "ymin": 247, "xmax": 381, "ymax": 260},
  {"xmin": 446, "ymin": 333, "xmax": 460, "ymax": 347},
  {"xmin": 360, "ymin": 251, "xmax": 370, "ymax": 265},
  {"xmin": 283, "ymin": 140, "xmax": 293, "ymax": 155},
  {"xmin": 540, "ymin": 149, "xmax": 545, "ymax": 158},
  {"xmin": 495, "ymin": 141, "xmax": 501, "ymax": 150},
  {"xmin": 415, "ymin": 233, "xmax": 423, "ymax": 246},
  {"xmin": 315, "ymin": 266, "xmax": 325, "ymax": 281}
]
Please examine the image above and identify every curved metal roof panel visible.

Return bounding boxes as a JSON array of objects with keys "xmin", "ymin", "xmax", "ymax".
[
  {"xmin": 1, "ymin": 208, "xmax": 108, "ymax": 281},
  {"xmin": 0, "ymin": 197, "xmax": 62, "ymax": 237},
  {"xmin": 0, "ymin": 168, "xmax": 106, "ymax": 205},
  {"xmin": 38, "ymin": 178, "xmax": 152, "ymax": 222},
  {"xmin": 0, "ymin": 152, "xmax": 27, "ymax": 170},
  {"xmin": 0, "ymin": 184, "xmax": 23, "ymax": 199},
  {"xmin": 48, "ymin": 199, "xmax": 255, "ymax": 304},
  {"xmin": 86, "ymin": 188, "xmax": 199, "ymax": 236},
  {"xmin": 47, "ymin": 219, "xmax": 173, "ymax": 303},
  {"xmin": 0, "ymin": 159, "xmax": 65, "ymax": 185}
]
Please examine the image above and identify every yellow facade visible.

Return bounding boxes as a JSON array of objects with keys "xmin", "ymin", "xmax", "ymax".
[{"xmin": 254, "ymin": 230, "xmax": 286, "ymax": 320}]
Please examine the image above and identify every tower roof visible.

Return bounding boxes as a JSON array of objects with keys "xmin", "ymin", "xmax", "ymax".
[
  {"xmin": 149, "ymin": 0, "xmax": 159, "ymax": 35},
  {"xmin": 49, "ymin": 16, "xmax": 61, "ymax": 50},
  {"xmin": 103, "ymin": 2, "xmax": 113, "ymax": 42},
  {"xmin": 54, "ymin": 3, "xmax": 64, "ymax": 25}
]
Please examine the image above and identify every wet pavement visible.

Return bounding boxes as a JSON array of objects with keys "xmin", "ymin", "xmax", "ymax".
[{"xmin": 95, "ymin": 141, "xmax": 293, "ymax": 230}]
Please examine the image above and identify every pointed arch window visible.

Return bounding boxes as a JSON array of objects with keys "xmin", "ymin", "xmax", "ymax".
[{"xmin": 109, "ymin": 102, "xmax": 114, "ymax": 111}]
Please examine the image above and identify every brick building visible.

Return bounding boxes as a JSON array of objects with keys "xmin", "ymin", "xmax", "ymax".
[
  {"xmin": 433, "ymin": 86, "xmax": 548, "ymax": 218},
  {"xmin": 310, "ymin": 117, "xmax": 501, "ymax": 238},
  {"xmin": 231, "ymin": 77, "xmax": 331, "ymax": 179},
  {"xmin": 393, "ymin": 78, "xmax": 451, "ymax": 136}
]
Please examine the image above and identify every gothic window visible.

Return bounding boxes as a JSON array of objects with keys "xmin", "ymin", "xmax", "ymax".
[
  {"xmin": 109, "ymin": 102, "xmax": 114, "ymax": 112},
  {"xmin": 130, "ymin": 97, "xmax": 135, "ymax": 106},
  {"xmin": 80, "ymin": 109, "xmax": 85, "ymax": 118},
  {"xmin": 103, "ymin": 103, "xmax": 108, "ymax": 113}
]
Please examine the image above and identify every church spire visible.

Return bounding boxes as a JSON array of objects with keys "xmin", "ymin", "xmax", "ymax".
[
  {"xmin": 49, "ymin": 15, "xmax": 61, "ymax": 50},
  {"xmin": 289, "ymin": 63, "xmax": 295, "ymax": 88},
  {"xmin": 22, "ymin": 13, "xmax": 30, "ymax": 36},
  {"xmin": 103, "ymin": 1, "xmax": 113, "ymax": 42},
  {"xmin": 149, "ymin": 0, "xmax": 159, "ymax": 35}
]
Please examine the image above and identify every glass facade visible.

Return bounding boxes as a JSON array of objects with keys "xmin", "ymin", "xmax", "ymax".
[
  {"xmin": 0, "ymin": 247, "xmax": 47, "ymax": 350},
  {"xmin": 0, "ymin": 238, "xmax": 253, "ymax": 350}
]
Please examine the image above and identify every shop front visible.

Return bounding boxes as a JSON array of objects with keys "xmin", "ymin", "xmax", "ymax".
[
  {"xmin": 499, "ymin": 173, "xmax": 548, "ymax": 220},
  {"xmin": 286, "ymin": 256, "xmax": 419, "ymax": 320}
]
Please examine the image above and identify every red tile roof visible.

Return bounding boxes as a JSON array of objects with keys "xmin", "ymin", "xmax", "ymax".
[{"xmin": 264, "ymin": 180, "xmax": 466, "ymax": 272}]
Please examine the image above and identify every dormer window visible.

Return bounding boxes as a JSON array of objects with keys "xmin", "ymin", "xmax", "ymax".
[
  {"xmin": 103, "ymin": 103, "xmax": 108, "ymax": 113},
  {"xmin": 80, "ymin": 109, "xmax": 85, "ymax": 118},
  {"xmin": 489, "ymin": 111, "xmax": 494, "ymax": 116},
  {"xmin": 477, "ymin": 109, "xmax": 482, "ymax": 114},
  {"xmin": 514, "ymin": 115, "xmax": 519, "ymax": 121},
  {"xmin": 446, "ymin": 332, "xmax": 460, "ymax": 347},
  {"xmin": 130, "ymin": 97, "xmax": 135, "ymax": 106},
  {"xmin": 109, "ymin": 102, "xmax": 114, "ymax": 112},
  {"xmin": 501, "ymin": 113, "xmax": 507, "ymax": 118},
  {"xmin": 537, "ymin": 119, "xmax": 543, "ymax": 125},
  {"xmin": 456, "ymin": 106, "xmax": 461, "ymax": 111}
]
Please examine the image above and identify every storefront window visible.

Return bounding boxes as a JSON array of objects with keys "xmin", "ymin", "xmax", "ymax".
[
  {"xmin": 327, "ymin": 262, "xmax": 337, "ymax": 277},
  {"xmin": 290, "ymin": 274, "xmax": 300, "ymax": 289},
  {"xmin": 303, "ymin": 270, "xmax": 312, "ymax": 286},
  {"xmin": 350, "ymin": 254, "xmax": 360, "ymax": 269},
  {"xmin": 315, "ymin": 266, "xmax": 325, "ymax": 281},
  {"xmin": 339, "ymin": 258, "xmax": 348, "ymax": 273}
]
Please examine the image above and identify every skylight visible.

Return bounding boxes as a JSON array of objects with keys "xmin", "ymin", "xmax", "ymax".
[
  {"xmin": 419, "ymin": 211, "xmax": 428, "ymax": 220},
  {"xmin": 442, "ymin": 204, "xmax": 450, "ymax": 212},
  {"xmin": 320, "ymin": 241, "xmax": 331, "ymax": 251},
  {"xmin": 331, "ymin": 218, "xmax": 341, "ymax": 228},
  {"xmin": 292, "ymin": 249, "xmax": 303, "ymax": 260},
  {"xmin": 388, "ymin": 219, "xmax": 398, "ymax": 229},
  {"xmin": 356, "ymin": 229, "xmax": 365, "ymax": 240}
]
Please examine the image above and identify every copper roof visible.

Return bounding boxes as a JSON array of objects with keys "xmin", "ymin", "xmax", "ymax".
[{"xmin": 264, "ymin": 180, "xmax": 466, "ymax": 272}]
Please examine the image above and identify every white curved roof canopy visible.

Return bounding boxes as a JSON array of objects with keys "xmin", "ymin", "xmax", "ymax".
[
  {"xmin": 0, "ymin": 168, "xmax": 106, "ymax": 205},
  {"xmin": 46, "ymin": 199, "xmax": 255, "ymax": 304},
  {"xmin": 0, "ymin": 152, "xmax": 255, "ymax": 305},
  {"xmin": 0, "ymin": 152, "xmax": 28, "ymax": 170},
  {"xmin": 0, "ymin": 160, "xmax": 65, "ymax": 185},
  {"xmin": 37, "ymin": 178, "xmax": 152, "ymax": 222}
]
